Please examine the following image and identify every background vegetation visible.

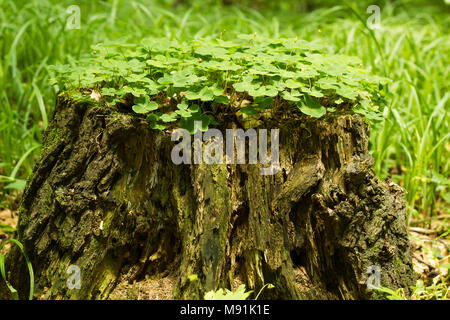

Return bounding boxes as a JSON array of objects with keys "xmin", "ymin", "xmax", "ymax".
[{"xmin": 0, "ymin": 0, "xmax": 448, "ymax": 299}]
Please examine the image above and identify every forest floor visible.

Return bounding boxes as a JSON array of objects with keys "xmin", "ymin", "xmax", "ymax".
[{"xmin": 0, "ymin": 208, "xmax": 17, "ymax": 242}]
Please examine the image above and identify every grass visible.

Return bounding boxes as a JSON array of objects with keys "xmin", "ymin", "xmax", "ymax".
[
  {"xmin": 0, "ymin": 0, "xmax": 448, "ymax": 299},
  {"xmin": 0, "ymin": 238, "xmax": 34, "ymax": 300}
]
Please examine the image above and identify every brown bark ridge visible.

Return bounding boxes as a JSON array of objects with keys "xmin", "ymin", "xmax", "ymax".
[{"xmin": 1, "ymin": 94, "xmax": 416, "ymax": 300}]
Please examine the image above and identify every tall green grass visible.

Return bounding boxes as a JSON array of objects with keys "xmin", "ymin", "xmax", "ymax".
[{"xmin": 0, "ymin": 0, "xmax": 448, "ymax": 226}]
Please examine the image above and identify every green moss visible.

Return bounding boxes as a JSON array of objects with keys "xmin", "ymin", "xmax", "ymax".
[{"xmin": 43, "ymin": 127, "xmax": 61, "ymax": 152}]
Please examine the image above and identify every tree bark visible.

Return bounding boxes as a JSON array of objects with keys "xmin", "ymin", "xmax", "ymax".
[{"xmin": 1, "ymin": 94, "xmax": 416, "ymax": 300}]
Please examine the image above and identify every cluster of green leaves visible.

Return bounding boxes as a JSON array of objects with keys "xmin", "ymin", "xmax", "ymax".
[
  {"xmin": 50, "ymin": 35, "xmax": 389, "ymax": 131},
  {"xmin": 204, "ymin": 283, "xmax": 275, "ymax": 300},
  {"xmin": 188, "ymin": 273, "xmax": 274, "ymax": 300},
  {"xmin": 374, "ymin": 276, "xmax": 450, "ymax": 300}
]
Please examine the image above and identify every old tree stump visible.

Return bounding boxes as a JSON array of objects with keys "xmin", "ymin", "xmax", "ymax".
[
  {"xmin": 1, "ymin": 96, "xmax": 416, "ymax": 300},
  {"xmin": 1, "ymin": 38, "xmax": 416, "ymax": 300}
]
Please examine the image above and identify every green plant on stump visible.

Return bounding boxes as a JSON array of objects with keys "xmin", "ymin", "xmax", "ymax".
[{"xmin": 50, "ymin": 35, "xmax": 389, "ymax": 133}]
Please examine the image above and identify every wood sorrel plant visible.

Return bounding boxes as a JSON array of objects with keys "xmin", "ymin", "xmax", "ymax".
[{"xmin": 49, "ymin": 34, "xmax": 390, "ymax": 132}]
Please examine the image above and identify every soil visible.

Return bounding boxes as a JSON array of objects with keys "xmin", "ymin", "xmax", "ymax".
[
  {"xmin": 0, "ymin": 208, "xmax": 17, "ymax": 239},
  {"xmin": 409, "ymin": 228, "xmax": 449, "ymax": 285},
  {"xmin": 109, "ymin": 275, "xmax": 174, "ymax": 300}
]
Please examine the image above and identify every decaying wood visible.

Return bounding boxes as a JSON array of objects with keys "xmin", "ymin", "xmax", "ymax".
[{"xmin": 1, "ymin": 95, "xmax": 416, "ymax": 300}]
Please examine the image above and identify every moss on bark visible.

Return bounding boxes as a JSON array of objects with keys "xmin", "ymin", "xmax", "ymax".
[{"xmin": 1, "ymin": 95, "xmax": 416, "ymax": 300}]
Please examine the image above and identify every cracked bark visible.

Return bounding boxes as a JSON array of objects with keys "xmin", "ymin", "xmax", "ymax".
[{"xmin": 1, "ymin": 95, "xmax": 416, "ymax": 300}]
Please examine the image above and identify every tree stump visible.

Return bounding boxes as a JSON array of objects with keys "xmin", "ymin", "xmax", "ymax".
[{"xmin": 1, "ymin": 94, "xmax": 416, "ymax": 300}]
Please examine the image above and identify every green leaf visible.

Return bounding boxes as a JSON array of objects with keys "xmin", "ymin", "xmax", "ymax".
[
  {"xmin": 285, "ymin": 79, "xmax": 305, "ymax": 89},
  {"xmin": 214, "ymin": 95, "xmax": 230, "ymax": 104},
  {"xmin": 297, "ymin": 95, "xmax": 326, "ymax": 118},
  {"xmin": 0, "ymin": 224, "xmax": 15, "ymax": 233},
  {"xmin": 122, "ymin": 86, "xmax": 146, "ymax": 97},
  {"xmin": 187, "ymin": 274, "xmax": 198, "ymax": 282},
  {"xmin": 146, "ymin": 113, "xmax": 159, "ymax": 122},
  {"xmin": 210, "ymin": 84, "xmax": 225, "ymax": 96},
  {"xmin": 106, "ymin": 97, "xmax": 121, "ymax": 106},
  {"xmin": 185, "ymin": 89, "xmax": 201, "ymax": 101},
  {"xmin": 149, "ymin": 122, "xmax": 166, "ymax": 130},
  {"xmin": 176, "ymin": 109, "xmax": 192, "ymax": 117},
  {"xmin": 281, "ymin": 91, "xmax": 301, "ymax": 102},
  {"xmin": 240, "ymin": 106, "xmax": 259, "ymax": 115},
  {"xmin": 336, "ymin": 85, "xmax": 358, "ymax": 100},
  {"xmin": 205, "ymin": 284, "xmax": 252, "ymax": 300},
  {"xmin": 180, "ymin": 112, "xmax": 213, "ymax": 134},
  {"xmin": 252, "ymin": 96, "xmax": 273, "ymax": 109},
  {"xmin": 101, "ymin": 87, "xmax": 119, "ymax": 96},
  {"xmin": 249, "ymin": 85, "xmax": 278, "ymax": 98},
  {"xmin": 317, "ymin": 77, "xmax": 340, "ymax": 90},
  {"xmin": 132, "ymin": 98, "xmax": 159, "ymax": 114},
  {"xmin": 198, "ymin": 87, "xmax": 215, "ymax": 101},
  {"xmin": 196, "ymin": 46, "xmax": 228, "ymax": 58},
  {"xmin": 353, "ymin": 100, "xmax": 384, "ymax": 121},
  {"xmin": 0, "ymin": 239, "xmax": 34, "ymax": 300},
  {"xmin": 4, "ymin": 179, "xmax": 26, "ymax": 191},
  {"xmin": 300, "ymin": 87, "xmax": 324, "ymax": 98},
  {"xmin": 160, "ymin": 112, "xmax": 179, "ymax": 123},
  {"xmin": 233, "ymin": 81, "xmax": 259, "ymax": 93},
  {"xmin": 177, "ymin": 100, "xmax": 189, "ymax": 110}
]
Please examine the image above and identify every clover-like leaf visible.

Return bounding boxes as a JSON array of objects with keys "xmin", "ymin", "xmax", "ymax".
[
  {"xmin": 150, "ymin": 122, "xmax": 166, "ymax": 130},
  {"xmin": 233, "ymin": 81, "xmax": 259, "ymax": 93},
  {"xmin": 185, "ymin": 89, "xmax": 201, "ymax": 101},
  {"xmin": 281, "ymin": 91, "xmax": 301, "ymax": 102},
  {"xmin": 297, "ymin": 95, "xmax": 326, "ymax": 118},
  {"xmin": 180, "ymin": 112, "xmax": 213, "ymax": 134},
  {"xmin": 176, "ymin": 109, "xmax": 193, "ymax": 118},
  {"xmin": 122, "ymin": 85, "xmax": 146, "ymax": 97},
  {"xmin": 336, "ymin": 85, "xmax": 358, "ymax": 100},
  {"xmin": 198, "ymin": 87, "xmax": 215, "ymax": 101},
  {"xmin": 252, "ymin": 97, "xmax": 273, "ymax": 110},
  {"xmin": 285, "ymin": 79, "xmax": 305, "ymax": 89},
  {"xmin": 101, "ymin": 87, "xmax": 119, "ymax": 96},
  {"xmin": 160, "ymin": 112, "xmax": 179, "ymax": 123},
  {"xmin": 177, "ymin": 100, "xmax": 189, "ymax": 110},
  {"xmin": 132, "ymin": 96, "xmax": 159, "ymax": 114},
  {"xmin": 214, "ymin": 95, "xmax": 230, "ymax": 104}
]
